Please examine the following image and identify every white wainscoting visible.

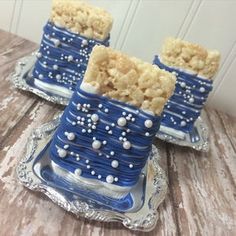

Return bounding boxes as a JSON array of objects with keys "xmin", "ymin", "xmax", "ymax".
[{"xmin": 0, "ymin": 0, "xmax": 235, "ymax": 117}]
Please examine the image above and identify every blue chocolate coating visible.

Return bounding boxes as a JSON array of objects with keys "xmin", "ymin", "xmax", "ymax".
[
  {"xmin": 32, "ymin": 22, "xmax": 110, "ymax": 91},
  {"xmin": 153, "ymin": 56, "xmax": 213, "ymax": 133},
  {"xmin": 49, "ymin": 86, "xmax": 161, "ymax": 187}
]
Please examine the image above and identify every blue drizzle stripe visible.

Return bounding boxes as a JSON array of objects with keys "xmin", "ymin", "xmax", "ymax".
[
  {"xmin": 32, "ymin": 21, "xmax": 110, "ymax": 91},
  {"xmin": 153, "ymin": 56, "xmax": 213, "ymax": 133},
  {"xmin": 50, "ymin": 87, "xmax": 161, "ymax": 187}
]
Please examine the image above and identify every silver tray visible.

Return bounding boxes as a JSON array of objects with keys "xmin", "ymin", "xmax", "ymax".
[
  {"xmin": 11, "ymin": 52, "xmax": 70, "ymax": 105},
  {"xmin": 156, "ymin": 117, "xmax": 209, "ymax": 151},
  {"xmin": 16, "ymin": 115, "xmax": 168, "ymax": 232}
]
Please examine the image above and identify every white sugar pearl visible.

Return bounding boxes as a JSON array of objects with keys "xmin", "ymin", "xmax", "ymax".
[
  {"xmin": 180, "ymin": 82, "xmax": 186, "ymax": 88},
  {"xmin": 64, "ymin": 144, "xmax": 69, "ymax": 149},
  {"xmin": 145, "ymin": 132, "xmax": 150, "ymax": 136},
  {"xmin": 92, "ymin": 140, "xmax": 101, "ymax": 149},
  {"xmin": 103, "ymin": 140, "xmax": 107, "ymax": 145},
  {"xmin": 57, "ymin": 149, "xmax": 67, "ymax": 158},
  {"xmin": 91, "ymin": 170, "xmax": 95, "ymax": 175},
  {"xmin": 104, "ymin": 108, "xmax": 109, "ymax": 113},
  {"xmin": 200, "ymin": 87, "xmax": 205, "ymax": 93},
  {"xmin": 98, "ymin": 104, "xmax": 103, "ymax": 108},
  {"xmin": 110, "ymin": 151, "xmax": 115, "ymax": 156},
  {"xmin": 54, "ymin": 39, "xmax": 60, "ymax": 47},
  {"xmin": 85, "ymin": 160, "xmax": 89, "ymax": 164},
  {"xmin": 111, "ymin": 160, "xmax": 119, "ymax": 168},
  {"xmin": 82, "ymin": 129, "xmax": 86, "ymax": 133},
  {"xmin": 98, "ymin": 175, "xmax": 102, "ymax": 179},
  {"xmin": 114, "ymin": 177, "xmax": 118, "ymax": 182},
  {"xmin": 82, "ymin": 39, "xmax": 88, "ymax": 46},
  {"xmin": 129, "ymin": 164, "xmax": 133, "ymax": 168},
  {"xmin": 122, "ymin": 132, "xmax": 126, "ymax": 136},
  {"xmin": 68, "ymin": 55, "xmax": 73, "ymax": 61},
  {"xmin": 91, "ymin": 114, "xmax": 99, "ymax": 122},
  {"xmin": 180, "ymin": 121, "xmax": 186, "ymax": 127},
  {"xmin": 105, "ymin": 126, "xmax": 110, "ymax": 130},
  {"xmin": 189, "ymin": 97, "xmax": 194, "ymax": 103},
  {"xmin": 36, "ymin": 52, "xmax": 42, "ymax": 58},
  {"xmin": 67, "ymin": 132, "xmax": 75, "ymax": 141},
  {"xmin": 123, "ymin": 141, "xmax": 131, "ymax": 150},
  {"xmin": 117, "ymin": 117, "xmax": 127, "ymax": 127},
  {"xmin": 106, "ymin": 175, "xmax": 114, "ymax": 184},
  {"xmin": 87, "ymin": 165, "xmax": 91, "ymax": 169},
  {"xmin": 144, "ymin": 119, "xmax": 153, "ymax": 128},
  {"xmin": 122, "ymin": 112, "xmax": 126, "ymax": 116},
  {"xmin": 38, "ymin": 74, "xmax": 43, "ymax": 80},
  {"xmin": 53, "ymin": 65, "xmax": 58, "ymax": 70},
  {"xmin": 108, "ymin": 130, "xmax": 112, "ymax": 134},
  {"xmin": 74, "ymin": 168, "xmax": 82, "ymax": 176},
  {"xmin": 56, "ymin": 74, "xmax": 61, "ymax": 80}
]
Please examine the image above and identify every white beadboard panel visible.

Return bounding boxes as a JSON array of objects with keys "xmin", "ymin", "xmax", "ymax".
[
  {"xmin": 208, "ymin": 41, "xmax": 236, "ymax": 105},
  {"xmin": 183, "ymin": 0, "xmax": 236, "ymax": 90},
  {"xmin": 121, "ymin": 0, "xmax": 193, "ymax": 62},
  {"xmin": 0, "ymin": 0, "xmax": 16, "ymax": 32},
  {"xmin": 16, "ymin": 0, "xmax": 52, "ymax": 43},
  {"xmin": 88, "ymin": 0, "xmax": 132, "ymax": 48},
  {"xmin": 209, "ymin": 56, "xmax": 236, "ymax": 116}
]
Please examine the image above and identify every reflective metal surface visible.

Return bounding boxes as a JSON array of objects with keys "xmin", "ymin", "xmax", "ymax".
[
  {"xmin": 11, "ymin": 52, "xmax": 70, "ymax": 105},
  {"xmin": 156, "ymin": 117, "xmax": 209, "ymax": 151},
  {"xmin": 16, "ymin": 115, "xmax": 168, "ymax": 232}
]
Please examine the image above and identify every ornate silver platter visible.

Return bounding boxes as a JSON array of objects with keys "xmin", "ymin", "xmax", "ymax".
[
  {"xmin": 11, "ymin": 52, "xmax": 70, "ymax": 105},
  {"xmin": 16, "ymin": 115, "xmax": 168, "ymax": 232},
  {"xmin": 156, "ymin": 117, "xmax": 209, "ymax": 151}
]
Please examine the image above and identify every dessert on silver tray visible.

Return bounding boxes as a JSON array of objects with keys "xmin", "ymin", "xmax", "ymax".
[
  {"xmin": 153, "ymin": 38, "xmax": 220, "ymax": 151},
  {"xmin": 16, "ymin": 115, "xmax": 167, "ymax": 232},
  {"xmin": 16, "ymin": 43, "xmax": 177, "ymax": 231},
  {"xmin": 12, "ymin": 0, "xmax": 113, "ymax": 105}
]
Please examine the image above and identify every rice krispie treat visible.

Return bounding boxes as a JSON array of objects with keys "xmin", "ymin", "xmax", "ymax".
[
  {"xmin": 32, "ymin": 0, "xmax": 113, "ymax": 97},
  {"xmin": 49, "ymin": 46, "xmax": 176, "ymax": 210},
  {"xmin": 153, "ymin": 37, "xmax": 220, "ymax": 138},
  {"xmin": 161, "ymin": 37, "xmax": 220, "ymax": 79},
  {"xmin": 83, "ymin": 45, "xmax": 176, "ymax": 115},
  {"xmin": 51, "ymin": 0, "xmax": 113, "ymax": 41}
]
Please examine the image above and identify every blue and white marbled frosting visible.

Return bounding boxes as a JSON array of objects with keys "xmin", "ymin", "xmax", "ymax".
[
  {"xmin": 32, "ymin": 22, "xmax": 110, "ymax": 96},
  {"xmin": 49, "ymin": 84, "xmax": 161, "ymax": 197},
  {"xmin": 153, "ymin": 56, "xmax": 213, "ymax": 136}
]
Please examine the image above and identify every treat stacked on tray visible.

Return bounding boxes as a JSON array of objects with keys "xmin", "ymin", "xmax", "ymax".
[
  {"xmin": 153, "ymin": 38, "xmax": 220, "ymax": 138},
  {"xmin": 32, "ymin": 0, "xmax": 113, "ymax": 97},
  {"xmin": 49, "ymin": 45, "xmax": 176, "ymax": 210}
]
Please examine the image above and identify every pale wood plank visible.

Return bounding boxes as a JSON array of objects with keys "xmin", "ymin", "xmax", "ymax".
[
  {"xmin": 167, "ymin": 108, "xmax": 236, "ymax": 235},
  {"xmin": 0, "ymin": 29, "xmax": 38, "ymax": 66}
]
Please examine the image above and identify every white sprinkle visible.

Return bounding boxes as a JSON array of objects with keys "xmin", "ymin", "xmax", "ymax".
[
  {"xmin": 129, "ymin": 164, "xmax": 133, "ymax": 168},
  {"xmin": 91, "ymin": 114, "xmax": 99, "ymax": 122},
  {"xmin": 57, "ymin": 149, "xmax": 67, "ymax": 158},
  {"xmin": 123, "ymin": 141, "xmax": 131, "ymax": 150},
  {"xmin": 117, "ymin": 117, "xmax": 127, "ymax": 127},
  {"xmin": 144, "ymin": 119, "xmax": 153, "ymax": 128},
  {"xmin": 74, "ymin": 168, "xmax": 82, "ymax": 176},
  {"xmin": 91, "ymin": 170, "xmax": 95, "ymax": 175},
  {"xmin": 87, "ymin": 165, "xmax": 91, "ymax": 169},
  {"xmin": 111, "ymin": 160, "xmax": 119, "ymax": 168},
  {"xmin": 106, "ymin": 175, "xmax": 114, "ymax": 184},
  {"xmin": 92, "ymin": 140, "xmax": 101, "ymax": 149}
]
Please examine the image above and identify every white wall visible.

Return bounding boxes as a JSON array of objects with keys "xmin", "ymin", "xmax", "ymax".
[{"xmin": 0, "ymin": 0, "xmax": 235, "ymax": 117}]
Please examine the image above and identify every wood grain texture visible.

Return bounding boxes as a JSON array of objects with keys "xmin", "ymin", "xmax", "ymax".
[{"xmin": 0, "ymin": 30, "xmax": 235, "ymax": 236}]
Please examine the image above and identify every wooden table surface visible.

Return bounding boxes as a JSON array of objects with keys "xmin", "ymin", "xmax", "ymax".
[{"xmin": 0, "ymin": 30, "xmax": 235, "ymax": 236}]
